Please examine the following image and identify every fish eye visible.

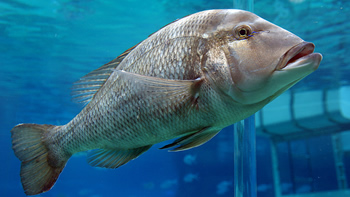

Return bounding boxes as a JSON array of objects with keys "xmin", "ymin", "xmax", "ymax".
[{"xmin": 234, "ymin": 25, "xmax": 252, "ymax": 39}]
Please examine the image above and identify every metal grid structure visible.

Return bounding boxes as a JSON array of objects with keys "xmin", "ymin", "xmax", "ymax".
[{"xmin": 256, "ymin": 88, "xmax": 350, "ymax": 197}]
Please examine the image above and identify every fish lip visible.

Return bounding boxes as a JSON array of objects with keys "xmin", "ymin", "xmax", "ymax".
[{"xmin": 277, "ymin": 42, "xmax": 317, "ymax": 70}]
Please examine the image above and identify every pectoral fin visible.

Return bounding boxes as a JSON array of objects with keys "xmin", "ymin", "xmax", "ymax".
[
  {"xmin": 160, "ymin": 127, "xmax": 221, "ymax": 151},
  {"xmin": 117, "ymin": 70, "xmax": 204, "ymax": 108}
]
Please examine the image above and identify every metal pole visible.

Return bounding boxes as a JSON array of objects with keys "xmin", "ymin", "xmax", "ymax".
[{"xmin": 233, "ymin": 1, "xmax": 256, "ymax": 197}]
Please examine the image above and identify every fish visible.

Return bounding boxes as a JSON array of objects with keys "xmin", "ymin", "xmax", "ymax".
[{"xmin": 10, "ymin": 9, "xmax": 322, "ymax": 195}]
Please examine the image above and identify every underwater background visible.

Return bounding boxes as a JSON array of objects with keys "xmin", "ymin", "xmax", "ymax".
[{"xmin": 1, "ymin": 0, "xmax": 350, "ymax": 197}]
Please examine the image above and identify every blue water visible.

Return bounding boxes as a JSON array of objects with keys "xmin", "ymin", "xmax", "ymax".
[{"xmin": 1, "ymin": 0, "xmax": 350, "ymax": 197}]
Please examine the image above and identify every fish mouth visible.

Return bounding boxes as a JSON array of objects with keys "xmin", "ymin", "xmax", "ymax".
[{"xmin": 277, "ymin": 42, "xmax": 322, "ymax": 71}]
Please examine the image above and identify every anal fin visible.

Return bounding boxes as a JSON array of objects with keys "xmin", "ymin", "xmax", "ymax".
[
  {"xmin": 87, "ymin": 145, "xmax": 152, "ymax": 168},
  {"xmin": 160, "ymin": 127, "xmax": 221, "ymax": 151}
]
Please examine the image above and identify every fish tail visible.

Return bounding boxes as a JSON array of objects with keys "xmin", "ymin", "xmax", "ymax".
[{"xmin": 11, "ymin": 123, "xmax": 68, "ymax": 195}]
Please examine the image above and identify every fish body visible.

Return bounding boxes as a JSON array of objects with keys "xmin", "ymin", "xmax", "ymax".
[{"xmin": 11, "ymin": 9, "xmax": 322, "ymax": 195}]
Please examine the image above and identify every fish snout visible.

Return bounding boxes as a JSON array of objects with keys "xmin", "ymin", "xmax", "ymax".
[{"xmin": 277, "ymin": 41, "xmax": 322, "ymax": 71}]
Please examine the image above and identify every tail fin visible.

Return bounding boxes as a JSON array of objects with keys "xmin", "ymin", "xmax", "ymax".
[{"xmin": 11, "ymin": 123, "xmax": 68, "ymax": 195}]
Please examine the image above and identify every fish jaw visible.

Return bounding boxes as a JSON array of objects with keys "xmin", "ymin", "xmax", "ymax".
[
  {"xmin": 264, "ymin": 42, "xmax": 322, "ymax": 98},
  {"xmin": 268, "ymin": 41, "xmax": 322, "ymax": 92},
  {"xmin": 276, "ymin": 42, "xmax": 322, "ymax": 71},
  {"xmin": 230, "ymin": 41, "xmax": 322, "ymax": 105}
]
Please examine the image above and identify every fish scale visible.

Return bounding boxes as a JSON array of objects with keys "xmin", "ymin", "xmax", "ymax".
[{"xmin": 10, "ymin": 9, "xmax": 322, "ymax": 195}]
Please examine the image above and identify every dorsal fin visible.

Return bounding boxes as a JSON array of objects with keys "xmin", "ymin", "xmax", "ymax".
[{"xmin": 71, "ymin": 44, "xmax": 138, "ymax": 104}]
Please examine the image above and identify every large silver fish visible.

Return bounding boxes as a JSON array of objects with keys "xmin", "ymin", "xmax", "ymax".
[{"xmin": 11, "ymin": 9, "xmax": 322, "ymax": 195}]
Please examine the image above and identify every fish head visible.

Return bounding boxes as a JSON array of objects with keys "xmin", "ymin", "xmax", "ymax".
[{"xmin": 204, "ymin": 9, "xmax": 322, "ymax": 105}]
